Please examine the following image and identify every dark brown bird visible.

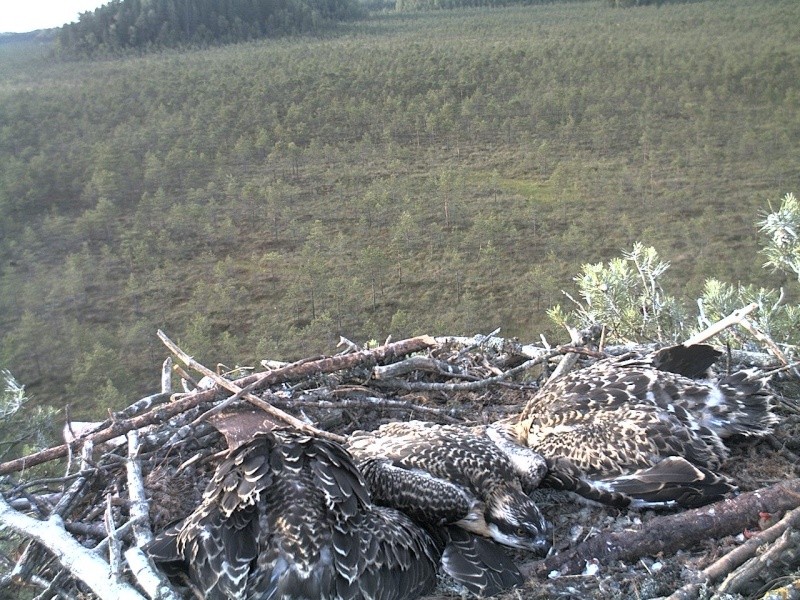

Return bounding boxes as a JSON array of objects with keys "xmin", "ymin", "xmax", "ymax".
[
  {"xmin": 512, "ymin": 344, "xmax": 778, "ymax": 507},
  {"xmin": 145, "ymin": 429, "xmax": 439, "ymax": 600},
  {"xmin": 347, "ymin": 421, "xmax": 552, "ymax": 554}
]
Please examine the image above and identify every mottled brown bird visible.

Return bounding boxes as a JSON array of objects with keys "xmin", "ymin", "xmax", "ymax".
[
  {"xmin": 347, "ymin": 420, "xmax": 552, "ymax": 554},
  {"xmin": 146, "ymin": 429, "xmax": 440, "ymax": 600},
  {"xmin": 513, "ymin": 344, "xmax": 778, "ymax": 507}
]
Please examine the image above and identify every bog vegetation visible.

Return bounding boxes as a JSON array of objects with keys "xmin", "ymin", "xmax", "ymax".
[{"xmin": 0, "ymin": 0, "xmax": 799, "ymax": 422}]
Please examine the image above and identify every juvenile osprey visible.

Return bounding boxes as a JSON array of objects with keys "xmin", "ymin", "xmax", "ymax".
[
  {"xmin": 347, "ymin": 420, "xmax": 552, "ymax": 554},
  {"xmin": 145, "ymin": 429, "xmax": 439, "ymax": 600},
  {"xmin": 513, "ymin": 344, "xmax": 778, "ymax": 507}
]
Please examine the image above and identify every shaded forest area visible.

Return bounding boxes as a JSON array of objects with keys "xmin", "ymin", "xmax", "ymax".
[
  {"xmin": 56, "ymin": 0, "xmax": 364, "ymax": 56},
  {"xmin": 1, "ymin": 0, "xmax": 799, "ymax": 421}
]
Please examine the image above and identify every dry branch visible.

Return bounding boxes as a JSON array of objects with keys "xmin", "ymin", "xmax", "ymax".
[
  {"xmin": 662, "ymin": 504, "xmax": 800, "ymax": 600},
  {"xmin": 717, "ymin": 507, "xmax": 800, "ymax": 595},
  {"xmin": 202, "ymin": 331, "xmax": 439, "ymax": 393},
  {"xmin": 0, "ymin": 494, "xmax": 145, "ymax": 600},
  {"xmin": 0, "ymin": 389, "xmax": 216, "ymax": 475},
  {"xmin": 684, "ymin": 302, "xmax": 758, "ymax": 346},
  {"xmin": 159, "ymin": 330, "xmax": 345, "ymax": 443},
  {"xmin": 524, "ymin": 478, "xmax": 800, "ymax": 579}
]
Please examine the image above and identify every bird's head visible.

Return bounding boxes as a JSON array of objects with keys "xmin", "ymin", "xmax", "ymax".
[{"xmin": 485, "ymin": 491, "xmax": 551, "ymax": 554}]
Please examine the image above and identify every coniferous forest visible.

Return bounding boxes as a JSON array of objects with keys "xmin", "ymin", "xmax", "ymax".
[
  {"xmin": 56, "ymin": 0, "xmax": 364, "ymax": 55},
  {"xmin": 1, "ymin": 0, "xmax": 799, "ymax": 419}
]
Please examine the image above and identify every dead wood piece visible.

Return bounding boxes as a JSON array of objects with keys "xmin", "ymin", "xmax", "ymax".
[
  {"xmin": 661, "ymin": 504, "xmax": 800, "ymax": 600},
  {"xmin": 125, "ymin": 431, "xmax": 153, "ymax": 546},
  {"xmin": 760, "ymin": 579, "xmax": 800, "ymax": 600},
  {"xmin": 717, "ymin": 509, "xmax": 800, "ymax": 595},
  {"xmin": 125, "ymin": 546, "xmax": 182, "ymax": 600},
  {"xmin": 685, "ymin": 302, "xmax": 759, "ymax": 346},
  {"xmin": 738, "ymin": 317, "xmax": 792, "ymax": 366},
  {"xmin": 372, "ymin": 356, "xmax": 474, "ymax": 380},
  {"xmin": 544, "ymin": 327, "xmax": 585, "ymax": 386},
  {"xmin": 524, "ymin": 478, "xmax": 800, "ymax": 580},
  {"xmin": 159, "ymin": 330, "xmax": 438, "ymax": 442},
  {"xmin": 285, "ymin": 391, "xmax": 463, "ymax": 423},
  {"xmin": 180, "ymin": 331, "xmax": 439, "ymax": 393},
  {"xmin": 0, "ymin": 494, "xmax": 145, "ymax": 600},
  {"xmin": 159, "ymin": 330, "xmax": 346, "ymax": 443},
  {"xmin": 377, "ymin": 346, "xmax": 586, "ymax": 392},
  {"xmin": 0, "ymin": 389, "xmax": 217, "ymax": 476}
]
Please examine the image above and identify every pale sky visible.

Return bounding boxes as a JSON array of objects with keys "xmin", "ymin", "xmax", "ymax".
[{"xmin": 2, "ymin": 0, "xmax": 107, "ymax": 33}]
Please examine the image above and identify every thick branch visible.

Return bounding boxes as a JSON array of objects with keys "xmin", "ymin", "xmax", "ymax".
[
  {"xmin": 663, "ymin": 505, "xmax": 800, "ymax": 600},
  {"xmin": 158, "ymin": 330, "xmax": 347, "ymax": 443},
  {"xmin": 377, "ymin": 346, "xmax": 590, "ymax": 392},
  {"xmin": 0, "ymin": 494, "xmax": 145, "ymax": 600},
  {"xmin": 524, "ymin": 478, "xmax": 800, "ymax": 578},
  {"xmin": 0, "ymin": 389, "xmax": 216, "ymax": 475},
  {"xmin": 167, "ymin": 330, "xmax": 439, "ymax": 394}
]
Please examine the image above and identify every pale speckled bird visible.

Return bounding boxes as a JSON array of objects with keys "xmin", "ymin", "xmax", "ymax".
[
  {"xmin": 512, "ymin": 344, "xmax": 778, "ymax": 507},
  {"xmin": 145, "ymin": 429, "xmax": 440, "ymax": 600},
  {"xmin": 347, "ymin": 420, "xmax": 552, "ymax": 554}
]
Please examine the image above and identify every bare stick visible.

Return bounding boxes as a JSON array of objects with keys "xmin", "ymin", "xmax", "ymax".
[
  {"xmin": 124, "ymin": 546, "xmax": 182, "ymax": 600},
  {"xmin": 716, "ymin": 506, "xmax": 800, "ymax": 594},
  {"xmin": 161, "ymin": 357, "xmax": 172, "ymax": 393},
  {"xmin": 158, "ymin": 330, "xmax": 438, "ymax": 444},
  {"xmin": 123, "ymin": 433, "xmax": 184, "ymax": 600},
  {"xmin": 737, "ymin": 318, "xmax": 791, "ymax": 366},
  {"xmin": 544, "ymin": 327, "xmax": 584, "ymax": 386},
  {"xmin": 125, "ymin": 430, "xmax": 152, "ymax": 546},
  {"xmin": 0, "ymin": 494, "xmax": 145, "ymax": 600},
  {"xmin": 663, "ymin": 505, "xmax": 800, "ymax": 600},
  {"xmin": 104, "ymin": 493, "xmax": 122, "ymax": 581},
  {"xmin": 759, "ymin": 579, "xmax": 800, "ymax": 600},
  {"xmin": 379, "ymin": 346, "xmax": 594, "ymax": 392},
  {"xmin": 682, "ymin": 302, "xmax": 758, "ymax": 346},
  {"xmin": 282, "ymin": 394, "xmax": 463, "ymax": 423},
  {"xmin": 158, "ymin": 330, "xmax": 346, "ymax": 444},
  {"xmin": 524, "ymin": 478, "xmax": 800, "ymax": 579},
  {"xmin": 167, "ymin": 330, "xmax": 439, "ymax": 394},
  {"xmin": 0, "ymin": 390, "xmax": 217, "ymax": 475},
  {"xmin": 372, "ymin": 356, "xmax": 473, "ymax": 380}
]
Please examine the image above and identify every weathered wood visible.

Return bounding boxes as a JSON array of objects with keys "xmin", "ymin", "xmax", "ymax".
[
  {"xmin": 524, "ymin": 478, "xmax": 800, "ymax": 579},
  {"xmin": 0, "ymin": 494, "xmax": 145, "ymax": 600},
  {"xmin": 0, "ymin": 389, "xmax": 216, "ymax": 475},
  {"xmin": 213, "ymin": 331, "xmax": 439, "ymax": 393},
  {"xmin": 684, "ymin": 302, "xmax": 758, "ymax": 346},
  {"xmin": 662, "ymin": 504, "xmax": 800, "ymax": 600}
]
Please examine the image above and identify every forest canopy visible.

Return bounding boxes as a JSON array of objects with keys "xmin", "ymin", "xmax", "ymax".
[
  {"xmin": 56, "ymin": 0, "xmax": 363, "ymax": 55},
  {"xmin": 1, "ymin": 0, "xmax": 799, "ymax": 418}
]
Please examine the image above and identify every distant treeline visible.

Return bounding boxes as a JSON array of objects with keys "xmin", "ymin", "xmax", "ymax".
[
  {"xmin": 57, "ymin": 0, "xmax": 362, "ymax": 55},
  {"xmin": 396, "ymin": 0, "xmax": 583, "ymax": 10},
  {"xmin": 397, "ymin": 0, "xmax": 686, "ymax": 10}
]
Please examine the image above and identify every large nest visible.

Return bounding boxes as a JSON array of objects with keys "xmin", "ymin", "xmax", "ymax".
[{"xmin": 0, "ymin": 324, "xmax": 799, "ymax": 600}]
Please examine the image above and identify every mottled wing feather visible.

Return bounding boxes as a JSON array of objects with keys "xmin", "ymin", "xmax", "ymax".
[
  {"xmin": 439, "ymin": 526, "xmax": 523, "ymax": 597},
  {"xmin": 358, "ymin": 457, "xmax": 472, "ymax": 526},
  {"xmin": 148, "ymin": 429, "xmax": 441, "ymax": 600},
  {"xmin": 600, "ymin": 456, "xmax": 735, "ymax": 508},
  {"xmin": 356, "ymin": 506, "xmax": 440, "ymax": 600},
  {"xmin": 349, "ymin": 421, "xmax": 524, "ymax": 496},
  {"xmin": 516, "ymin": 348, "xmax": 776, "ymax": 509}
]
